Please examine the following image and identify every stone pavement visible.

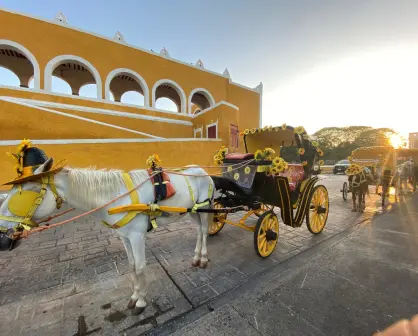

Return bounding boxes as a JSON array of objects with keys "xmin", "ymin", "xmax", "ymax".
[
  {"xmin": 0, "ymin": 175, "xmax": 380, "ymax": 335},
  {"xmin": 164, "ymin": 187, "xmax": 418, "ymax": 336}
]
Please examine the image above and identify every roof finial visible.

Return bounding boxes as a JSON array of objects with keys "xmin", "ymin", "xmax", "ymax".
[
  {"xmin": 55, "ymin": 12, "xmax": 68, "ymax": 24},
  {"xmin": 160, "ymin": 47, "xmax": 170, "ymax": 58},
  {"xmin": 113, "ymin": 31, "xmax": 125, "ymax": 43},
  {"xmin": 223, "ymin": 68, "xmax": 231, "ymax": 79},
  {"xmin": 254, "ymin": 82, "xmax": 263, "ymax": 92},
  {"xmin": 195, "ymin": 59, "xmax": 204, "ymax": 69}
]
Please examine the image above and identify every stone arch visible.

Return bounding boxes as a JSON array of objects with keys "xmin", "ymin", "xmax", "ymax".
[
  {"xmin": 188, "ymin": 88, "xmax": 215, "ymax": 114},
  {"xmin": 0, "ymin": 40, "xmax": 40, "ymax": 89},
  {"xmin": 152, "ymin": 79, "xmax": 186, "ymax": 113},
  {"xmin": 44, "ymin": 55, "xmax": 102, "ymax": 98},
  {"xmin": 105, "ymin": 68, "xmax": 149, "ymax": 106}
]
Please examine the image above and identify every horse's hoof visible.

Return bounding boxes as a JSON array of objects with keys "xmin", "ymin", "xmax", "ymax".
[
  {"xmin": 199, "ymin": 261, "xmax": 208, "ymax": 269},
  {"xmin": 132, "ymin": 306, "xmax": 146, "ymax": 316},
  {"xmin": 192, "ymin": 259, "xmax": 200, "ymax": 267},
  {"xmin": 127, "ymin": 299, "xmax": 137, "ymax": 309}
]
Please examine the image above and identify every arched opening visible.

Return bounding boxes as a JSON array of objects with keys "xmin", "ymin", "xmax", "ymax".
[
  {"xmin": 0, "ymin": 67, "xmax": 20, "ymax": 87},
  {"xmin": 45, "ymin": 55, "xmax": 102, "ymax": 98},
  {"xmin": 155, "ymin": 97, "xmax": 179, "ymax": 112},
  {"xmin": 188, "ymin": 88, "xmax": 215, "ymax": 114},
  {"xmin": 0, "ymin": 42, "xmax": 38, "ymax": 88},
  {"xmin": 106, "ymin": 70, "xmax": 148, "ymax": 106},
  {"xmin": 120, "ymin": 91, "xmax": 145, "ymax": 106},
  {"xmin": 152, "ymin": 79, "xmax": 186, "ymax": 113},
  {"xmin": 51, "ymin": 76, "xmax": 72, "ymax": 95}
]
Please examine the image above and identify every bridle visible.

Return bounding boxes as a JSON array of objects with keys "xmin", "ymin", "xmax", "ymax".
[{"xmin": 0, "ymin": 174, "xmax": 63, "ymax": 232}]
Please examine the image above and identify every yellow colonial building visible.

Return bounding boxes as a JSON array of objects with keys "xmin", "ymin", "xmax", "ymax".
[{"xmin": 0, "ymin": 8, "xmax": 262, "ymax": 187}]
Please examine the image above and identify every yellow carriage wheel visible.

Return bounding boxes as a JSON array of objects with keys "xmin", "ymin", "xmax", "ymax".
[
  {"xmin": 254, "ymin": 203, "xmax": 272, "ymax": 217},
  {"xmin": 253, "ymin": 211, "xmax": 279, "ymax": 258},
  {"xmin": 208, "ymin": 201, "xmax": 226, "ymax": 236},
  {"xmin": 306, "ymin": 185, "xmax": 329, "ymax": 234}
]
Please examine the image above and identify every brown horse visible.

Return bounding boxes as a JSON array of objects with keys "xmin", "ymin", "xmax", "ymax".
[{"xmin": 348, "ymin": 170, "xmax": 371, "ymax": 212}]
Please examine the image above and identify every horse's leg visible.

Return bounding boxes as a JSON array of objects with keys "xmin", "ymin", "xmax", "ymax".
[
  {"xmin": 198, "ymin": 212, "xmax": 210, "ymax": 269},
  {"xmin": 129, "ymin": 232, "xmax": 148, "ymax": 316},
  {"xmin": 352, "ymin": 190, "xmax": 357, "ymax": 212},
  {"xmin": 190, "ymin": 213, "xmax": 203, "ymax": 267},
  {"xmin": 121, "ymin": 237, "xmax": 138, "ymax": 309}
]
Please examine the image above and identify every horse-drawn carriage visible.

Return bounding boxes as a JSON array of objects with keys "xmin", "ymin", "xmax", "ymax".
[{"xmin": 209, "ymin": 125, "xmax": 329, "ymax": 257}]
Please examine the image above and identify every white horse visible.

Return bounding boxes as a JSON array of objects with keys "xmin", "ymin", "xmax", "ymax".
[{"xmin": 0, "ymin": 158, "xmax": 214, "ymax": 315}]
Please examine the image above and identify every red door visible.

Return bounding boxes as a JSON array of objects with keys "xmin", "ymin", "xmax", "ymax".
[
  {"xmin": 230, "ymin": 124, "xmax": 239, "ymax": 149},
  {"xmin": 208, "ymin": 125, "xmax": 217, "ymax": 139}
]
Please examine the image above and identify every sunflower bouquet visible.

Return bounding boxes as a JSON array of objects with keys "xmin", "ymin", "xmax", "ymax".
[
  {"xmin": 213, "ymin": 145, "xmax": 229, "ymax": 165},
  {"xmin": 268, "ymin": 156, "xmax": 289, "ymax": 175},
  {"xmin": 345, "ymin": 163, "xmax": 364, "ymax": 176},
  {"xmin": 254, "ymin": 148, "xmax": 276, "ymax": 161},
  {"xmin": 146, "ymin": 154, "xmax": 162, "ymax": 168}
]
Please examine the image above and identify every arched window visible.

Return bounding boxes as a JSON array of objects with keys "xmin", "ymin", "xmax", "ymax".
[
  {"xmin": 152, "ymin": 79, "xmax": 186, "ymax": 113},
  {"xmin": 45, "ymin": 55, "xmax": 102, "ymax": 98},
  {"xmin": 188, "ymin": 88, "xmax": 215, "ymax": 114},
  {"xmin": 0, "ymin": 40, "xmax": 40, "ymax": 89},
  {"xmin": 105, "ymin": 69, "xmax": 149, "ymax": 106}
]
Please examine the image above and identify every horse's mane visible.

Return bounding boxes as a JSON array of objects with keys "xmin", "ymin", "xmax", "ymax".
[{"xmin": 66, "ymin": 167, "xmax": 149, "ymax": 208}]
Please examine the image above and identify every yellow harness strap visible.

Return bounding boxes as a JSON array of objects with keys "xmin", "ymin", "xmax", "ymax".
[
  {"xmin": 184, "ymin": 176, "xmax": 213, "ymax": 213},
  {"xmin": 183, "ymin": 176, "xmax": 195, "ymax": 203},
  {"xmin": 48, "ymin": 175, "xmax": 63, "ymax": 209},
  {"xmin": 102, "ymin": 173, "xmax": 140, "ymax": 229}
]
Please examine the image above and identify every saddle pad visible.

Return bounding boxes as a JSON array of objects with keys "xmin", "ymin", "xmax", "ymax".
[
  {"xmin": 147, "ymin": 169, "xmax": 176, "ymax": 201},
  {"xmin": 279, "ymin": 164, "xmax": 305, "ymax": 191},
  {"xmin": 225, "ymin": 153, "xmax": 255, "ymax": 160}
]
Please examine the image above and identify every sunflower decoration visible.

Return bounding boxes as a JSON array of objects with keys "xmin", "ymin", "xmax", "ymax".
[
  {"xmin": 298, "ymin": 148, "xmax": 305, "ymax": 155},
  {"xmin": 244, "ymin": 129, "xmax": 250, "ymax": 135},
  {"xmin": 281, "ymin": 123, "xmax": 287, "ymax": 130},
  {"xmin": 294, "ymin": 126, "xmax": 306, "ymax": 135},
  {"xmin": 234, "ymin": 173, "xmax": 240, "ymax": 181},
  {"xmin": 345, "ymin": 163, "xmax": 364, "ymax": 176},
  {"xmin": 317, "ymin": 148, "xmax": 324, "ymax": 157},
  {"xmin": 269, "ymin": 156, "xmax": 288, "ymax": 175},
  {"xmin": 214, "ymin": 145, "xmax": 229, "ymax": 165},
  {"xmin": 244, "ymin": 166, "xmax": 251, "ymax": 174},
  {"xmin": 250, "ymin": 128, "xmax": 257, "ymax": 134},
  {"xmin": 347, "ymin": 156, "xmax": 353, "ymax": 163},
  {"xmin": 227, "ymin": 166, "xmax": 233, "ymax": 172},
  {"xmin": 311, "ymin": 141, "xmax": 319, "ymax": 147},
  {"xmin": 255, "ymin": 148, "xmax": 276, "ymax": 161},
  {"xmin": 6, "ymin": 138, "xmax": 33, "ymax": 176},
  {"xmin": 146, "ymin": 154, "xmax": 162, "ymax": 168},
  {"xmin": 319, "ymin": 160, "xmax": 324, "ymax": 166},
  {"xmin": 301, "ymin": 161, "xmax": 308, "ymax": 166}
]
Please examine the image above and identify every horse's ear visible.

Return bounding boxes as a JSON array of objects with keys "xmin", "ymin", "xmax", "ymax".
[{"xmin": 34, "ymin": 158, "xmax": 54, "ymax": 174}]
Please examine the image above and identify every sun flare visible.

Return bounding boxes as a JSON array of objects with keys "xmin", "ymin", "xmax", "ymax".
[{"xmin": 389, "ymin": 134, "xmax": 403, "ymax": 149}]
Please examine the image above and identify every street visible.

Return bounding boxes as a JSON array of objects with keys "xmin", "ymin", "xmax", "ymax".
[{"xmin": 0, "ymin": 174, "xmax": 408, "ymax": 335}]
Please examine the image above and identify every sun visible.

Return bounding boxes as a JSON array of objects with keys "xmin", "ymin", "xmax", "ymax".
[{"xmin": 389, "ymin": 134, "xmax": 403, "ymax": 149}]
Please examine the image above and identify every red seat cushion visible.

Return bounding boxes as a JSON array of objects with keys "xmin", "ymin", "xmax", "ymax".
[
  {"xmin": 279, "ymin": 164, "xmax": 305, "ymax": 191},
  {"xmin": 225, "ymin": 153, "xmax": 254, "ymax": 160}
]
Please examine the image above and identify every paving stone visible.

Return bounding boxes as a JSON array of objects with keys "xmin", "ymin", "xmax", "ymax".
[{"xmin": 188, "ymin": 284, "xmax": 218, "ymax": 307}]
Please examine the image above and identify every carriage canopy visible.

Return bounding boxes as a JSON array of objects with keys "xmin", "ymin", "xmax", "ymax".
[{"xmin": 243, "ymin": 126, "xmax": 304, "ymax": 155}]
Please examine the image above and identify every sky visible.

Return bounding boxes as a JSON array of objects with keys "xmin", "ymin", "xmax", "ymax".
[{"xmin": 1, "ymin": 0, "xmax": 418, "ymax": 135}]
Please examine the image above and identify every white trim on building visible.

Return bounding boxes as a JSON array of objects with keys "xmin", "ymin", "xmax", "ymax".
[
  {"xmin": 188, "ymin": 88, "xmax": 216, "ymax": 114},
  {"xmin": 151, "ymin": 79, "xmax": 187, "ymax": 114}
]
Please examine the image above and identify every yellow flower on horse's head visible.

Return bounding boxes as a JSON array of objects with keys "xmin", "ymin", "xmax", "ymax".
[
  {"xmin": 281, "ymin": 123, "xmax": 287, "ymax": 130},
  {"xmin": 294, "ymin": 126, "xmax": 306, "ymax": 134},
  {"xmin": 17, "ymin": 139, "xmax": 32, "ymax": 154},
  {"xmin": 298, "ymin": 148, "xmax": 305, "ymax": 155}
]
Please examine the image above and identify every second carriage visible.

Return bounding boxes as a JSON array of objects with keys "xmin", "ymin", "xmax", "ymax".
[{"xmin": 209, "ymin": 125, "xmax": 329, "ymax": 258}]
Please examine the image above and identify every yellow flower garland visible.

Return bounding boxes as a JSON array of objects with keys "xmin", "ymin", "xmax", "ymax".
[{"xmin": 146, "ymin": 154, "xmax": 162, "ymax": 168}]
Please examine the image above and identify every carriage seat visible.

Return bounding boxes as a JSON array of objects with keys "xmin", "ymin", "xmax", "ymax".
[
  {"xmin": 225, "ymin": 153, "xmax": 254, "ymax": 160},
  {"xmin": 279, "ymin": 164, "xmax": 305, "ymax": 191}
]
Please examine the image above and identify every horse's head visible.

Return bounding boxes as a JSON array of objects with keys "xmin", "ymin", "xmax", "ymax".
[{"xmin": 0, "ymin": 158, "xmax": 64, "ymax": 249}]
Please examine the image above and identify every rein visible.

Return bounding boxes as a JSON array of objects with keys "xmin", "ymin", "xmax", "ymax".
[{"xmin": 10, "ymin": 160, "xmax": 254, "ymax": 239}]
